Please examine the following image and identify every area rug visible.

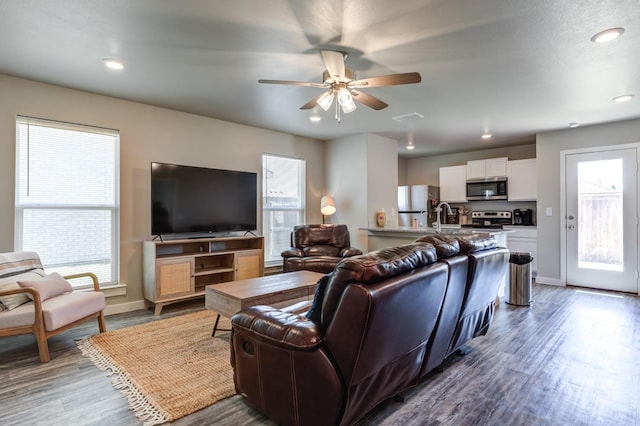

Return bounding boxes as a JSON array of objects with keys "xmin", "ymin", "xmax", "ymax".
[{"xmin": 77, "ymin": 310, "xmax": 235, "ymax": 425}]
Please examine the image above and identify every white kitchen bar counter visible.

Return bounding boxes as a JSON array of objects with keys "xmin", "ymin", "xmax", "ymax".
[
  {"xmin": 362, "ymin": 225, "xmax": 513, "ymax": 252},
  {"xmin": 361, "ymin": 226, "xmax": 514, "ymax": 300}
]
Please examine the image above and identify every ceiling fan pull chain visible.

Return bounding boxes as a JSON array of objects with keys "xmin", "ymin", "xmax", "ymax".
[{"xmin": 335, "ymin": 98, "xmax": 341, "ymax": 123}]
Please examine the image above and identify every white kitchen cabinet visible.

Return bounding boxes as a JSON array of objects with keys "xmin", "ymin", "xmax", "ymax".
[
  {"xmin": 439, "ymin": 165, "xmax": 467, "ymax": 202},
  {"xmin": 466, "ymin": 157, "xmax": 508, "ymax": 179},
  {"xmin": 508, "ymin": 158, "xmax": 537, "ymax": 201},
  {"xmin": 504, "ymin": 226, "xmax": 537, "ymax": 276}
]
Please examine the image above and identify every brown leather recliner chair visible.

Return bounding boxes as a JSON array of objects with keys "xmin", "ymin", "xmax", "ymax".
[
  {"xmin": 232, "ymin": 242, "xmax": 449, "ymax": 426},
  {"xmin": 281, "ymin": 224, "xmax": 362, "ymax": 274}
]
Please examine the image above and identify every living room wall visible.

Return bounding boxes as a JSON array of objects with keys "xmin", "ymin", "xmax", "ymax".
[
  {"xmin": 325, "ymin": 133, "xmax": 398, "ymax": 252},
  {"xmin": 0, "ymin": 74, "xmax": 325, "ymax": 309}
]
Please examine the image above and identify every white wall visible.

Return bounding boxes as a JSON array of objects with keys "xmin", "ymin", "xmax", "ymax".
[
  {"xmin": 325, "ymin": 133, "xmax": 398, "ymax": 252},
  {"xmin": 536, "ymin": 118, "xmax": 640, "ymax": 285},
  {"xmin": 0, "ymin": 74, "xmax": 324, "ymax": 305}
]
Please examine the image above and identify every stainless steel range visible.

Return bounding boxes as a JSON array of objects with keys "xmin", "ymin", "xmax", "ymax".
[{"xmin": 463, "ymin": 211, "xmax": 512, "ymax": 229}]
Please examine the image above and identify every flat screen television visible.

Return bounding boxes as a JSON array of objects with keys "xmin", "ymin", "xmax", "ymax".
[{"xmin": 151, "ymin": 162, "xmax": 257, "ymax": 236}]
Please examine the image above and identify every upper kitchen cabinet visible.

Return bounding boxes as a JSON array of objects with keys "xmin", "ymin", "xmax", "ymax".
[
  {"xmin": 508, "ymin": 158, "xmax": 537, "ymax": 201},
  {"xmin": 466, "ymin": 157, "xmax": 508, "ymax": 179},
  {"xmin": 439, "ymin": 165, "xmax": 467, "ymax": 202}
]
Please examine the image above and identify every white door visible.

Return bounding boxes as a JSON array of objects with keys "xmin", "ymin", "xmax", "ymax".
[{"xmin": 565, "ymin": 148, "xmax": 638, "ymax": 293}]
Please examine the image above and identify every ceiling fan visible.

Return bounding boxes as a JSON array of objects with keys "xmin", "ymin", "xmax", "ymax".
[{"xmin": 258, "ymin": 50, "xmax": 422, "ymax": 122}]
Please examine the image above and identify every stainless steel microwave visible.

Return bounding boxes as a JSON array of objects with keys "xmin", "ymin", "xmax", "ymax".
[{"xmin": 466, "ymin": 177, "xmax": 508, "ymax": 200}]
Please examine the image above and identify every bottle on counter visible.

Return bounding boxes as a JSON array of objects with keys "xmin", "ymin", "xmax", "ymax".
[{"xmin": 412, "ymin": 218, "xmax": 418, "ymax": 229}]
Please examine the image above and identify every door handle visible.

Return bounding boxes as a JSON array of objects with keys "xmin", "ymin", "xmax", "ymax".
[{"xmin": 568, "ymin": 215, "xmax": 574, "ymax": 220}]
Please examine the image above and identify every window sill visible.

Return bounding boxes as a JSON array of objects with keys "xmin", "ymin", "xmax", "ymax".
[
  {"xmin": 102, "ymin": 284, "xmax": 127, "ymax": 298},
  {"xmin": 78, "ymin": 283, "xmax": 126, "ymax": 298}
]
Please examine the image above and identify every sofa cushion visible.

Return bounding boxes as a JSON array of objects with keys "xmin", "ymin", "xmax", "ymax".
[
  {"xmin": 415, "ymin": 235, "xmax": 460, "ymax": 258},
  {"xmin": 320, "ymin": 242, "xmax": 437, "ymax": 325},
  {"xmin": 0, "ymin": 269, "xmax": 46, "ymax": 310},
  {"xmin": 456, "ymin": 235, "xmax": 498, "ymax": 254},
  {"xmin": 18, "ymin": 272, "xmax": 73, "ymax": 302},
  {"xmin": 303, "ymin": 245, "xmax": 341, "ymax": 257}
]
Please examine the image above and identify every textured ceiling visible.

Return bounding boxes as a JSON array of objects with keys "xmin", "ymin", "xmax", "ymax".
[{"xmin": 1, "ymin": 0, "xmax": 639, "ymax": 156}]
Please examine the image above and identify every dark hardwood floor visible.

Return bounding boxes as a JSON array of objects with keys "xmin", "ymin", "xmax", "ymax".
[{"xmin": 1, "ymin": 283, "xmax": 639, "ymax": 425}]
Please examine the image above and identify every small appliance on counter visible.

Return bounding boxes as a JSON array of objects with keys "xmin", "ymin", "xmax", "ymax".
[
  {"xmin": 513, "ymin": 208, "xmax": 534, "ymax": 225},
  {"xmin": 461, "ymin": 211, "xmax": 512, "ymax": 229}
]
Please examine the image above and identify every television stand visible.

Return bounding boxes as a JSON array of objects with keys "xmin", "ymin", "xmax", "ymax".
[{"xmin": 143, "ymin": 235, "xmax": 264, "ymax": 315}]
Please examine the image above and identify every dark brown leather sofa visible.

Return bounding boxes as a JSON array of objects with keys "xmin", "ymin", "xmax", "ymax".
[
  {"xmin": 231, "ymin": 235, "xmax": 509, "ymax": 426},
  {"xmin": 281, "ymin": 224, "xmax": 362, "ymax": 274}
]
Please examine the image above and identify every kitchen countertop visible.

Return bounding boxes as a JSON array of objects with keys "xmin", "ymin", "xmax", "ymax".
[{"xmin": 361, "ymin": 226, "xmax": 514, "ymax": 236}]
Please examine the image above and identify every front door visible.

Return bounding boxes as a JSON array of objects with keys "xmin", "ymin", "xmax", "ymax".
[{"xmin": 565, "ymin": 148, "xmax": 638, "ymax": 293}]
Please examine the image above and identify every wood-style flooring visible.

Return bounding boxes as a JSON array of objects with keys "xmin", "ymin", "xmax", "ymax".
[{"xmin": 1, "ymin": 283, "xmax": 639, "ymax": 425}]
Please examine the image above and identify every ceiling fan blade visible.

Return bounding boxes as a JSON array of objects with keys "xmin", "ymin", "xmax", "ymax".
[
  {"xmin": 299, "ymin": 92, "xmax": 327, "ymax": 110},
  {"xmin": 321, "ymin": 50, "xmax": 346, "ymax": 82},
  {"xmin": 349, "ymin": 72, "xmax": 422, "ymax": 88},
  {"xmin": 259, "ymin": 79, "xmax": 326, "ymax": 88},
  {"xmin": 351, "ymin": 90, "xmax": 388, "ymax": 110}
]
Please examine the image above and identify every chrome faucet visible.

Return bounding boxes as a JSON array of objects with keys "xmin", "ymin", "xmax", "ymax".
[{"xmin": 434, "ymin": 201, "xmax": 453, "ymax": 233}]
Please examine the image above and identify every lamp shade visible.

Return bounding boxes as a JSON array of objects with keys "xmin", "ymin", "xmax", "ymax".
[{"xmin": 320, "ymin": 195, "xmax": 336, "ymax": 216}]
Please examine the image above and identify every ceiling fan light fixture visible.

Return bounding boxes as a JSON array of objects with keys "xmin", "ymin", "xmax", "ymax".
[
  {"xmin": 317, "ymin": 91, "xmax": 335, "ymax": 111},
  {"xmin": 337, "ymin": 88, "xmax": 356, "ymax": 113}
]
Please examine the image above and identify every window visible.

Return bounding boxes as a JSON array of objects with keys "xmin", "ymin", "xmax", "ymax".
[
  {"xmin": 15, "ymin": 117, "xmax": 120, "ymax": 289},
  {"xmin": 262, "ymin": 154, "xmax": 305, "ymax": 265}
]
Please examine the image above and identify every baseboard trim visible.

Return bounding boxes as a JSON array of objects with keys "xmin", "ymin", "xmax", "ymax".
[
  {"xmin": 104, "ymin": 300, "xmax": 146, "ymax": 316},
  {"xmin": 535, "ymin": 276, "xmax": 564, "ymax": 286}
]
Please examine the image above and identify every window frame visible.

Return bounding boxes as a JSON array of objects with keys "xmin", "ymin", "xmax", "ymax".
[
  {"xmin": 262, "ymin": 153, "xmax": 306, "ymax": 267},
  {"xmin": 14, "ymin": 116, "xmax": 120, "ymax": 289}
]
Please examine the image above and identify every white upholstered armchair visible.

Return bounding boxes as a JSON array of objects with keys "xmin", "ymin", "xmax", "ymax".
[{"xmin": 0, "ymin": 251, "xmax": 106, "ymax": 362}]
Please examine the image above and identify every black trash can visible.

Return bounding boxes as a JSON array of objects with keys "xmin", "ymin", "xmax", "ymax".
[{"xmin": 506, "ymin": 252, "xmax": 533, "ymax": 306}]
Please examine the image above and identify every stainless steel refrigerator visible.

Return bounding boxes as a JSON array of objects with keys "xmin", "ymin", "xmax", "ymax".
[{"xmin": 397, "ymin": 185, "xmax": 440, "ymax": 228}]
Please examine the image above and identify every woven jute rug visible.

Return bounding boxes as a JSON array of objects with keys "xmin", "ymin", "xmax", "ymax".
[{"xmin": 77, "ymin": 310, "xmax": 235, "ymax": 425}]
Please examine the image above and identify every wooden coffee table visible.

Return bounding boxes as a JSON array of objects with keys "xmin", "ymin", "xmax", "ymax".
[{"xmin": 205, "ymin": 270, "xmax": 324, "ymax": 336}]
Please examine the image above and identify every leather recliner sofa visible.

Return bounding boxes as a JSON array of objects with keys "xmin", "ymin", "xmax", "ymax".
[
  {"xmin": 281, "ymin": 224, "xmax": 362, "ymax": 274},
  {"xmin": 232, "ymin": 235, "xmax": 509, "ymax": 426}
]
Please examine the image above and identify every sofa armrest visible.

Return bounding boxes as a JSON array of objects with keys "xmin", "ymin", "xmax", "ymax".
[
  {"xmin": 339, "ymin": 247, "xmax": 363, "ymax": 257},
  {"xmin": 281, "ymin": 247, "xmax": 304, "ymax": 258},
  {"xmin": 232, "ymin": 305, "xmax": 324, "ymax": 351},
  {"xmin": 63, "ymin": 272, "xmax": 100, "ymax": 291}
]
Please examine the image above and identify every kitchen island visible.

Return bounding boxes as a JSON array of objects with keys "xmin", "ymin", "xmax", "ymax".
[
  {"xmin": 362, "ymin": 226, "xmax": 514, "ymax": 300},
  {"xmin": 362, "ymin": 226, "xmax": 513, "ymax": 252}
]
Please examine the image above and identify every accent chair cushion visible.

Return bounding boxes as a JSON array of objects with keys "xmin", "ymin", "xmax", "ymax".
[
  {"xmin": 18, "ymin": 272, "xmax": 73, "ymax": 302},
  {"xmin": 0, "ymin": 269, "xmax": 46, "ymax": 310}
]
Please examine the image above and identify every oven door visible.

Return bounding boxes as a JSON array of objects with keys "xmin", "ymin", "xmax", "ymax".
[{"xmin": 466, "ymin": 178, "xmax": 507, "ymax": 200}]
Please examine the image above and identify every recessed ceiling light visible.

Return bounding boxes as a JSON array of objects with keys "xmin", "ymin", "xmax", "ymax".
[
  {"xmin": 569, "ymin": 122, "xmax": 580, "ymax": 128},
  {"xmin": 591, "ymin": 27, "xmax": 625, "ymax": 43},
  {"xmin": 102, "ymin": 58, "xmax": 124, "ymax": 70},
  {"xmin": 613, "ymin": 94, "xmax": 635, "ymax": 102},
  {"xmin": 309, "ymin": 115, "xmax": 322, "ymax": 122},
  {"xmin": 481, "ymin": 133, "xmax": 492, "ymax": 140}
]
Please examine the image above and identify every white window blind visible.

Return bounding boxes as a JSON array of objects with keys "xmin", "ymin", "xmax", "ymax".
[
  {"xmin": 262, "ymin": 154, "xmax": 305, "ymax": 265},
  {"xmin": 15, "ymin": 117, "xmax": 120, "ymax": 289}
]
